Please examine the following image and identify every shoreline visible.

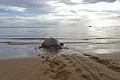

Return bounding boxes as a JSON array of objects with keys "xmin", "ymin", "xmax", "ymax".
[
  {"xmin": 0, "ymin": 52, "xmax": 120, "ymax": 60},
  {"xmin": 0, "ymin": 53, "xmax": 120, "ymax": 80}
]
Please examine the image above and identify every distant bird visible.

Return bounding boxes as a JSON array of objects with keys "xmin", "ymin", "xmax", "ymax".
[{"xmin": 89, "ymin": 26, "xmax": 92, "ymax": 27}]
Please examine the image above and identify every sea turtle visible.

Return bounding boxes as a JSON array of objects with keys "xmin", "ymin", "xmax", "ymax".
[{"xmin": 39, "ymin": 38, "xmax": 65, "ymax": 50}]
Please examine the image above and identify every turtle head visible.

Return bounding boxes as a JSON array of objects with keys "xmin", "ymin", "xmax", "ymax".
[{"xmin": 58, "ymin": 43, "xmax": 64, "ymax": 49}]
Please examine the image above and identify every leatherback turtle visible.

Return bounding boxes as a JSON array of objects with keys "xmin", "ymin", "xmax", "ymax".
[{"xmin": 39, "ymin": 38, "xmax": 65, "ymax": 50}]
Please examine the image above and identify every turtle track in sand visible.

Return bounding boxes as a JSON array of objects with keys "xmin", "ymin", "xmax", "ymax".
[
  {"xmin": 83, "ymin": 54, "xmax": 120, "ymax": 73},
  {"xmin": 38, "ymin": 53, "xmax": 120, "ymax": 80}
]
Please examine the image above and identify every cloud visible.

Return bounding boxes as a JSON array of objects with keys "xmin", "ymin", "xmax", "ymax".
[
  {"xmin": 0, "ymin": 0, "xmax": 53, "ymax": 15},
  {"xmin": 59, "ymin": 0, "xmax": 81, "ymax": 5},
  {"xmin": 0, "ymin": 0, "xmax": 46, "ymax": 8},
  {"xmin": 0, "ymin": 5, "xmax": 26, "ymax": 12},
  {"xmin": 0, "ymin": 0, "xmax": 120, "ymax": 27},
  {"xmin": 54, "ymin": 0, "xmax": 117, "ymax": 5},
  {"xmin": 83, "ymin": 0, "xmax": 117, "ymax": 4},
  {"xmin": 0, "ymin": 14, "xmax": 62, "ymax": 27}
]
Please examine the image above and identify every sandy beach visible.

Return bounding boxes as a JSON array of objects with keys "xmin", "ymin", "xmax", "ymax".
[{"xmin": 0, "ymin": 53, "xmax": 120, "ymax": 80}]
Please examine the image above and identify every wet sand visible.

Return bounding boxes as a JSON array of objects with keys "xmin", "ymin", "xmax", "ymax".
[{"xmin": 0, "ymin": 53, "xmax": 120, "ymax": 80}]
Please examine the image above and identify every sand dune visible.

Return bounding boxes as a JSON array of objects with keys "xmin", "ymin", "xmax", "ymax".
[{"xmin": 0, "ymin": 53, "xmax": 120, "ymax": 80}]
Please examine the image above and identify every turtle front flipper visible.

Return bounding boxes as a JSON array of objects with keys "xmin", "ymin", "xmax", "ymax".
[{"xmin": 39, "ymin": 44, "xmax": 45, "ymax": 49}]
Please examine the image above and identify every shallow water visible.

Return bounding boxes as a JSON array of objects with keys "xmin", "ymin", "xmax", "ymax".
[{"xmin": 0, "ymin": 26, "xmax": 120, "ymax": 59}]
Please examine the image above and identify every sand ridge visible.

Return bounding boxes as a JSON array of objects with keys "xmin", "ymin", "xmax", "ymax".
[{"xmin": 0, "ymin": 53, "xmax": 120, "ymax": 80}]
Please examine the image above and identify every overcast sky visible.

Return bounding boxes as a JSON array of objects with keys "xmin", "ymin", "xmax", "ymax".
[{"xmin": 0, "ymin": 0, "xmax": 120, "ymax": 27}]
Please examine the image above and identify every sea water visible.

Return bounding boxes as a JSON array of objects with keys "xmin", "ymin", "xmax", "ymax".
[{"xmin": 0, "ymin": 25, "xmax": 120, "ymax": 59}]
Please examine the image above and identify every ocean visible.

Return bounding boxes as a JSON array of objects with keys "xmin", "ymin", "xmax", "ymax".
[{"xmin": 0, "ymin": 26, "xmax": 120, "ymax": 59}]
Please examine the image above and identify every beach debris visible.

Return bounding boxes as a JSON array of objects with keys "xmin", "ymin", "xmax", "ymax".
[
  {"xmin": 38, "ymin": 54, "xmax": 41, "ymax": 56},
  {"xmin": 39, "ymin": 38, "xmax": 67, "ymax": 50}
]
